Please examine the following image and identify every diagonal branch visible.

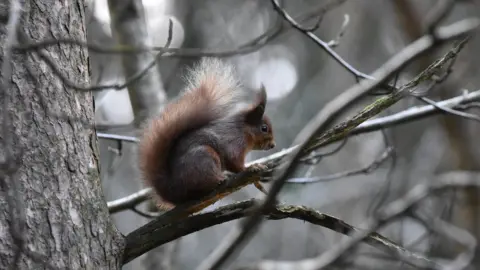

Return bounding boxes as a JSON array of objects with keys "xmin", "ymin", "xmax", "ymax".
[{"xmin": 198, "ymin": 17, "xmax": 479, "ymax": 270}]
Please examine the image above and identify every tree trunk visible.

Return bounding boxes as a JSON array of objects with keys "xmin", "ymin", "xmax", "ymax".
[{"xmin": 0, "ymin": 0, "xmax": 124, "ymax": 269}]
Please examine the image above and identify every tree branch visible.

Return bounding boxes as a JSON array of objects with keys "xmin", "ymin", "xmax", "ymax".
[
  {"xmin": 122, "ymin": 199, "xmax": 436, "ymax": 268},
  {"xmin": 107, "ymin": 188, "xmax": 151, "ymax": 213},
  {"xmin": 352, "ymin": 89, "xmax": 480, "ymax": 134}
]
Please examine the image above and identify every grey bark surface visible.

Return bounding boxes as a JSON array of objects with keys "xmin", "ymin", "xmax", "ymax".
[{"xmin": 0, "ymin": 0, "xmax": 124, "ymax": 269}]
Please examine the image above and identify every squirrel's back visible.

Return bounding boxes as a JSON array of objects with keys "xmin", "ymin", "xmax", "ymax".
[{"xmin": 138, "ymin": 58, "xmax": 244, "ymax": 206}]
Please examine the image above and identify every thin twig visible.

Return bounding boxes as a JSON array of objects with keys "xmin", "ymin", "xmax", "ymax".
[
  {"xmin": 299, "ymin": 0, "xmax": 348, "ymax": 32},
  {"xmin": 288, "ymin": 146, "xmax": 394, "ymax": 183},
  {"xmin": 418, "ymin": 96, "xmax": 480, "ymax": 123},
  {"xmin": 130, "ymin": 206, "xmax": 161, "ymax": 219},
  {"xmin": 270, "ymin": 0, "xmax": 380, "ymax": 84},
  {"xmin": 327, "ymin": 14, "xmax": 350, "ymax": 48},
  {"xmin": 108, "ymin": 188, "xmax": 151, "ymax": 213},
  {"xmin": 299, "ymin": 136, "xmax": 349, "ymax": 165},
  {"xmin": 353, "ymin": 89, "xmax": 480, "ymax": 134},
  {"xmin": 97, "ymin": 132, "xmax": 139, "ymax": 143}
]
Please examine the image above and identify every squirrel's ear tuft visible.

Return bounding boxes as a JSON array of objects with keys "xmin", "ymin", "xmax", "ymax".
[{"xmin": 245, "ymin": 84, "xmax": 267, "ymax": 124}]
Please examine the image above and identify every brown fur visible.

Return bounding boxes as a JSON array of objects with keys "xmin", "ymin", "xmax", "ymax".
[{"xmin": 138, "ymin": 58, "xmax": 275, "ymax": 208}]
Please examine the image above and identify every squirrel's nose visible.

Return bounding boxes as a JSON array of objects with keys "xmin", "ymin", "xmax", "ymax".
[{"xmin": 268, "ymin": 142, "xmax": 276, "ymax": 149}]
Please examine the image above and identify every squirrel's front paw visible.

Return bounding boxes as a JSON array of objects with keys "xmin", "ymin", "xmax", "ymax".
[{"xmin": 247, "ymin": 163, "xmax": 268, "ymax": 173}]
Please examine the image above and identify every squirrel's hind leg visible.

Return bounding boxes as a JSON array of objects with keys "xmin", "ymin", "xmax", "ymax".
[{"xmin": 172, "ymin": 145, "xmax": 225, "ymax": 203}]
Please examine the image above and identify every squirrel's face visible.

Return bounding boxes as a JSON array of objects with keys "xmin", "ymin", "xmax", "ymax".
[
  {"xmin": 244, "ymin": 85, "xmax": 275, "ymax": 151},
  {"xmin": 250, "ymin": 115, "xmax": 275, "ymax": 151}
]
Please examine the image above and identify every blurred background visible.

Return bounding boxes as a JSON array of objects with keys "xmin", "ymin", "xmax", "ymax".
[{"xmin": 85, "ymin": 0, "xmax": 480, "ymax": 269}]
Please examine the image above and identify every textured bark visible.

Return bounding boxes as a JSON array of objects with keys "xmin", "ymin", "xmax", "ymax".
[{"xmin": 0, "ymin": 0, "xmax": 124, "ymax": 269}]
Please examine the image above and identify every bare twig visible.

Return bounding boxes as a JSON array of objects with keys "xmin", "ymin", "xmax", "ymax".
[
  {"xmin": 299, "ymin": 0, "xmax": 348, "ymax": 32},
  {"xmin": 299, "ymin": 136, "xmax": 349, "ymax": 165},
  {"xmin": 108, "ymin": 188, "xmax": 151, "ymax": 213},
  {"xmin": 327, "ymin": 14, "xmax": 350, "ymax": 48},
  {"xmin": 130, "ymin": 206, "xmax": 161, "ymax": 219},
  {"xmin": 97, "ymin": 132, "xmax": 139, "ymax": 143},
  {"xmin": 270, "ymin": 0, "xmax": 380, "ymax": 85},
  {"xmin": 418, "ymin": 96, "xmax": 480, "ymax": 123},
  {"xmin": 288, "ymin": 146, "xmax": 394, "ymax": 183},
  {"xmin": 199, "ymin": 17, "xmax": 479, "ymax": 270},
  {"xmin": 353, "ymin": 89, "xmax": 480, "ymax": 134}
]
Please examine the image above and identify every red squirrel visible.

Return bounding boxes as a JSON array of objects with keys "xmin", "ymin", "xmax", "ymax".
[{"xmin": 138, "ymin": 58, "xmax": 275, "ymax": 209}]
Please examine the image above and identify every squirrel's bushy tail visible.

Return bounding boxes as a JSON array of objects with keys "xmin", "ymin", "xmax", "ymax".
[{"xmin": 138, "ymin": 58, "xmax": 242, "ymax": 208}]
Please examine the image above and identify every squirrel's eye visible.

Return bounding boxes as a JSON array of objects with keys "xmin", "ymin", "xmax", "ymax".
[{"xmin": 261, "ymin": 124, "xmax": 268, "ymax": 133}]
